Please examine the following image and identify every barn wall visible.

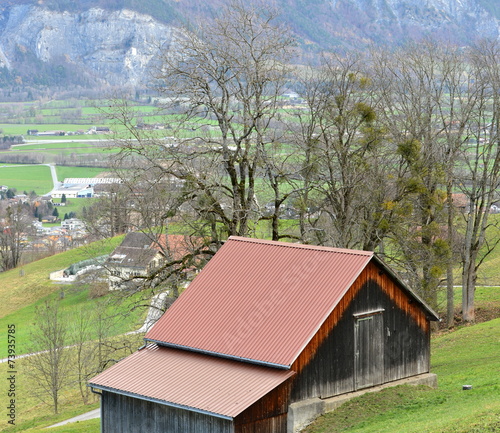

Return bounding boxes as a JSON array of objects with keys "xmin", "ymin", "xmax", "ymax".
[
  {"xmin": 101, "ymin": 391, "xmax": 234, "ymax": 433},
  {"xmin": 234, "ymin": 380, "xmax": 292, "ymax": 433},
  {"xmin": 235, "ymin": 414, "xmax": 288, "ymax": 433},
  {"xmin": 290, "ymin": 261, "xmax": 431, "ymax": 402}
]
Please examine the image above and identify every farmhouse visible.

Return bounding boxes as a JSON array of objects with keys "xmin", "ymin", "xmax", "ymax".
[
  {"xmin": 105, "ymin": 232, "xmax": 200, "ymax": 291},
  {"xmin": 90, "ymin": 236, "xmax": 439, "ymax": 433},
  {"xmin": 106, "ymin": 232, "xmax": 166, "ymax": 290}
]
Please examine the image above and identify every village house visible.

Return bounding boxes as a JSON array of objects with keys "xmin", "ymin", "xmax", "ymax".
[
  {"xmin": 40, "ymin": 215, "xmax": 58, "ymax": 224},
  {"xmin": 61, "ymin": 218, "xmax": 85, "ymax": 232},
  {"xmin": 90, "ymin": 236, "xmax": 439, "ymax": 433},
  {"xmin": 105, "ymin": 232, "xmax": 198, "ymax": 291},
  {"xmin": 106, "ymin": 232, "xmax": 165, "ymax": 290}
]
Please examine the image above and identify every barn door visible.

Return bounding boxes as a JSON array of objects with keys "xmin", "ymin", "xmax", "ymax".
[{"xmin": 354, "ymin": 311, "xmax": 384, "ymax": 390}]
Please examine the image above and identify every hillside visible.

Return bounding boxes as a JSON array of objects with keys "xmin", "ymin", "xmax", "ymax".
[
  {"xmin": 7, "ymin": 308, "xmax": 500, "ymax": 432},
  {"xmin": 0, "ymin": 0, "xmax": 499, "ymax": 90},
  {"xmin": 302, "ymin": 317, "xmax": 500, "ymax": 433}
]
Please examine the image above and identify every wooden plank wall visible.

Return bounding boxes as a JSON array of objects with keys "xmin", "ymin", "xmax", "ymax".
[
  {"xmin": 234, "ymin": 380, "xmax": 292, "ymax": 433},
  {"xmin": 101, "ymin": 392, "xmax": 234, "ymax": 433}
]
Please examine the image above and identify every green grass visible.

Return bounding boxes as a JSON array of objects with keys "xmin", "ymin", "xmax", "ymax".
[
  {"xmin": 53, "ymin": 197, "xmax": 93, "ymax": 219},
  {"xmin": 0, "ymin": 164, "xmax": 53, "ymax": 194},
  {"xmin": 303, "ymin": 318, "xmax": 500, "ymax": 433},
  {"xmin": 55, "ymin": 166, "xmax": 108, "ymax": 181},
  {"xmin": 26, "ymin": 418, "xmax": 100, "ymax": 433},
  {"xmin": 0, "ymin": 238, "xmax": 122, "ymax": 319},
  {"xmin": 0, "ymin": 286, "xmax": 145, "ymax": 356},
  {"xmin": 12, "ymin": 142, "xmax": 99, "ymax": 151}
]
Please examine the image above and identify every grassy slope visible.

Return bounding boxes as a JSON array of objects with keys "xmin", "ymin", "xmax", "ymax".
[
  {"xmin": 304, "ymin": 318, "xmax": 500, "ymax": 433},
  {"xmin": 0, "ymin": 238, "xmax": 121, "ymax": 319},
  {"xmin": 9, "ymin": 313, "xmax": 500, "ymax": 433}
]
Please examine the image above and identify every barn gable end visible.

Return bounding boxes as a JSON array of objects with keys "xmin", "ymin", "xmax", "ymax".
[{"xmin": 290, "ymin": 260, "xmax": 433, "ymax": 402}]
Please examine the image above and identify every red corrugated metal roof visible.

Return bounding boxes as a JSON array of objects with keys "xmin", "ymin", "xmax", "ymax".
[
  {"xmin": 145, "ymin": 236, "xmax": 374, "ymax": 368},
  {"xmin": 89, "ymin": 344, "xmax": 294, "ymax": 418}
]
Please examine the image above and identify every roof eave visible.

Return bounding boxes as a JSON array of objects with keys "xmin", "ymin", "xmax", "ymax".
[
  {"xmin": 372, "ymin": 255, "xmax": 441, "ymax": 321},
  {"xmin": 144, "ymin": 338, "xmax": 291, "ymax": 370},
  {"xmin": 88, "ymin": 383, "xmax": 234, "ymax": 420}
]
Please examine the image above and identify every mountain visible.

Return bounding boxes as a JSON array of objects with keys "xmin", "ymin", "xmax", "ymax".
[
  {"xmin": 0, "ymin": 0, "xmax": 499, "ymax": 90},
  {"xmin": 0, "ymin": 4, "xmax": 179, "ymax": 89}
]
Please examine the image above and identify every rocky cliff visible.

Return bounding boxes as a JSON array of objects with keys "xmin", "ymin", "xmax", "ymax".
[
  {"xmin": 0, "ymin": 5, "xmax": 178, "ymax": 87},
  {"xmin": 323, "ymin": 0, "xmax": 499, "ymax": 47},
  {"xmin": 0, "ymin": 1, "xmax": 498, "ymax": 89}
]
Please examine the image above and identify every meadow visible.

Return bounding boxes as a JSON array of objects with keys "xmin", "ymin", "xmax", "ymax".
[{"xmin": 0, "ymin": 164, "xmax": 53, "ymax": 195}]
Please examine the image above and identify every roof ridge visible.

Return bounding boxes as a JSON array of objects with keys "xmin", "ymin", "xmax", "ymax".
[{"xmin": 227, "ymin": 236, "xmax": 373, "ymax": 256}]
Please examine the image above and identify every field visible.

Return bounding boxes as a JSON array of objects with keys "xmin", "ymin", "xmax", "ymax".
[
  {"xmin": 0, "ymin": 164, "xmax": 53, "ymax": 195},
  {"xmin": 0, "ymin": 164, "xmax": 108, "ymax": 197}
]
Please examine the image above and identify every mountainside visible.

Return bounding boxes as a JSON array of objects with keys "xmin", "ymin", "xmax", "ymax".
[
  {"xmin": 0, "ymin": 4, "xmax": 179, "ymax": 88},
  {"xmin": 0, "ymin": 0, "xmax": 499, "ymax": 90}
]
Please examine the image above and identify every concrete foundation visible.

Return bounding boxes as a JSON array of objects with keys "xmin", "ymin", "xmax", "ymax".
[{"xmin": 287, "ymin": 373, "xmax": 438, "ymax": 433}]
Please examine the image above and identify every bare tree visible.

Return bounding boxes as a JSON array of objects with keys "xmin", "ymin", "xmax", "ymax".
[
  {"xmin": 106, "ymin": 0, "xmax": 295, "ymax": 244},
  {"xmin": 70, "ymin": 307, "xmax": 96, "ymax": 404},
  {"xmin": 433, "ymin": 46, "xmax": 480, "ymax": 327},
  {"xmin": 27, "ymin": 300, "xmax": 70, "ymax": 414},
  {"xmin": 371, "ymin": 42, "xmax": 455, "ymax": 309},
  {"xmin": 457, "ymin": 40, "xmax": 500, "ymax": 322},
  {"xmin": 84, "ymin": 182, "xmax": 132, "ymax": 238},
  {"xmin": 293, "ymin": 53, "xmax": 398, "ymax": 250},
  {"xmin": 0, "ymin": 203, "xmax": 31, "ymax": 271}
]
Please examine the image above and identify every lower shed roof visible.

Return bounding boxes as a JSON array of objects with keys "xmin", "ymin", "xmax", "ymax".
[{"xmin": 89, "ymin": 343, "xmax": 295, "ymax": 419}]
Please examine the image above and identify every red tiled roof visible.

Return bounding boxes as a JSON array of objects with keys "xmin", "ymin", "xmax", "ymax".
[
  {"xmin": 145, "ymin": 236, "xmax": 374, "ymax": 368},
  {"xmin": 154, "ymin": 234, "xmax": 204, "ymax": 260},
  {"xmin": 89, "ymin": 344, "xmax": 294, "ymax": 418}
]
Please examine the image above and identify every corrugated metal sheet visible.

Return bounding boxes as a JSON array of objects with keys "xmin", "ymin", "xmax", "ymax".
[
  {"xmin": 145, "ymin": 236, "xmax": 374, "ymax": 368},
  {"xmin": 89, "ymin": 344, "xmax": 294, "ymax": 418}
]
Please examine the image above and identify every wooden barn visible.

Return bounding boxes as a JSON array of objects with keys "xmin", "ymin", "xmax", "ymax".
[{"xmin": 89, "ymin": 236, "xmax": 439, "ymax": 433}]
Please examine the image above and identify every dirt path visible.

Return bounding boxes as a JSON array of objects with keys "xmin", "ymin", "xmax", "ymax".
[{"xmin": 45, "ymin": 408, "xmax": 100, "ymax": 428}]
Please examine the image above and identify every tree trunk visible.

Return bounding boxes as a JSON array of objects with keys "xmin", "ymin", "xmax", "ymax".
[
  {"xmin": 462, "ymin": 254, "xmax": 476, "ymax": 322},
  {"xmin": 446, "ymin": 180, "xmax": 455, "ymax": 328}
]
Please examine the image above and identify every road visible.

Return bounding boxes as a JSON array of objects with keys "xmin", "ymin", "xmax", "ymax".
[
  {"xmin": 45, "ymin": 163, "xmax": 60, "ymax": 194},
  {"xmin": 46, "ymin": 409, "xmax": 100, "ymax": 428},
  {"xmin": 16, "ymin": 139, "xmax": 109, "ymax": 145}
]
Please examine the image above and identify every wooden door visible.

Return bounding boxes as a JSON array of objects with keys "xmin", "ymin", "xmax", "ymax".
[{"xmin": 354, "ymin": 313, "xmax": 384, "ymax": 390}]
